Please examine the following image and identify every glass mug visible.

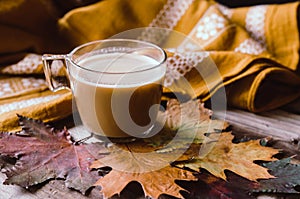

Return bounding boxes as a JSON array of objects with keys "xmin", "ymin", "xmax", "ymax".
[{"xmin": 42, "ymin": 39, "xmax": 166, "ymax": 140}]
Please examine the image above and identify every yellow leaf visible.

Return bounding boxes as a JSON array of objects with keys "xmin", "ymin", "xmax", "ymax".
[{"xmin": 175, "ymin": 132, "xmax": 279, "ymax": 181}]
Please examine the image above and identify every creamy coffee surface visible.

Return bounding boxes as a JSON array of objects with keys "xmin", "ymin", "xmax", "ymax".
[
  {"xmin": 72, "ymin": 53, "xmax": 165, "ymax": 137},
  {"xmin": 76, "ymin": 52, "xmax": 163, "ymax": 86}
]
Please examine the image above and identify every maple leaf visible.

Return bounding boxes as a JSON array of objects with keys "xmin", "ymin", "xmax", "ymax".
[
  {"xmin": 90, "ymin": 142, "xmax": 197, "ymax": 199},
  {"xmin": 0, "ymin": 115, "xmax": 106, "ymax": 194},
  {"xmin": 177, "ymin": 169, "xmax": 258, "ymax": 199},
  {"xmin": 173, "ymin": 132, "xmax": 280, "ymax": 181},
  {"xmin": 253, "ymin": 158, "xmax": 300, "ymax": 194},
  {"xmin": 145, "ymin": 99, "xmax": 228, "ymax": 151},
  {"xmin": 0, "ymin": 99, "xmax": 284, "ymax": 199},
  {"xmin": 163, "ymin": 99, "xmax": 212, "ymax": 130},
  {"xmin": 89, "ymin": 99, "xmax": 228, "ymax": 198}
]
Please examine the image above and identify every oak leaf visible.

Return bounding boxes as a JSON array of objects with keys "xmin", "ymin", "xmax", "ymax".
[
  {"xmin": 0, "ymin": 115, "xmax": 106, "ymax": 194},
  {"xmin": 174, "ymin": 132, "xmax": 279, "ymax": 181}
]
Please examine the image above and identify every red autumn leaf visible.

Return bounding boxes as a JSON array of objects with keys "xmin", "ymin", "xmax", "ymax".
[
  {"xmin": 176, "ymin": 169, "xmax": 259, "ymax": 199},
  {"xmin": 0, "ymin": 115, "xmax": 106, "ymax": 194}
]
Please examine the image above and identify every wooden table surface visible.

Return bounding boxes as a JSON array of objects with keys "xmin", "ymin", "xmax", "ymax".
[{"xmin": 0, "ymin": 108, "xmax": 299, "ymax": 199}]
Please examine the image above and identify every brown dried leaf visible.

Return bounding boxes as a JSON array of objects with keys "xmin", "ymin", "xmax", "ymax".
[
  {"xmin": 163, "ymin": 99, "xmax": 213, "ymax": 130},
  {"xmin": 147, "ymin": 99, "xmax": 228, "ymax": 150}
]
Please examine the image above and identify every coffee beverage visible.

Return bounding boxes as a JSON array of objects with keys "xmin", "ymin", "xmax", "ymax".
[
  {"xmin": 71, "ymin": 52, "xmax": 165, "ymax": 137},
  {"xmin": 43, "ymin": 39, "xmax": 166, "ymax": 139}
]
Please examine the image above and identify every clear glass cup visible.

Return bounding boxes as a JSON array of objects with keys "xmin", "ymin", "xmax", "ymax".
[{"xmin": 42, "ymin": 39, "xmax": 166, "ymax": 140}]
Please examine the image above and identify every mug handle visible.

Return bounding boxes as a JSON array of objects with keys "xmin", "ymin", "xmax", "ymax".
[{"xmin": 42, "ymin": 54, "xmax": 71, "ymax": 92}]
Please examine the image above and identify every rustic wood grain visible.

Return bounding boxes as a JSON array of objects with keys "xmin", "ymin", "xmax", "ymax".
[{"xmin": 213, "ymin": 109, "xmax": 300, "ymax": 141}]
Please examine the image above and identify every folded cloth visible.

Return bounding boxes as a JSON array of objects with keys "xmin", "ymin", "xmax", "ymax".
[
  {"xmin": 58, "ymin": 0, "xmax": 300, "ymax": 112},
  {"xmin": 0, "ymin": 0, "xmax": 299, "ymax": 131},
  {"xmin": 0, "ymin": 55, "xmax": 72, "ymax": 132}
]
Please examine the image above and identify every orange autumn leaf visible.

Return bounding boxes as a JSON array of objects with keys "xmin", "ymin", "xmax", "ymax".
[
  {"xmin": 91, "ymin": 143, "xmax": 197, "ymax": 198},
  {"xmin": 174, "ymin": 132, "xmax": 280, "ymax": 181},
  {"xmin": 92, "ymin": 164, "xmax": 196, "ymax": 198}
]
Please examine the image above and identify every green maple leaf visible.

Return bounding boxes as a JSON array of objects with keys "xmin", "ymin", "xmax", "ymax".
[{"xmin": 253, "ymin": 158, "xmax": 300, "ymax": 194}]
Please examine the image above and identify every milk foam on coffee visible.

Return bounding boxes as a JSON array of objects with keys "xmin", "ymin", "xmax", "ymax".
[{"xmin": 71, "ymin": 52, "xmax": 165, "ymax": 137}]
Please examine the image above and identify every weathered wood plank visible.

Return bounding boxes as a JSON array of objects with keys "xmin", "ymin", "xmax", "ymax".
[{"xmin": 213, "ymin": 109, "xmax": 300, "ymax": 141}]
